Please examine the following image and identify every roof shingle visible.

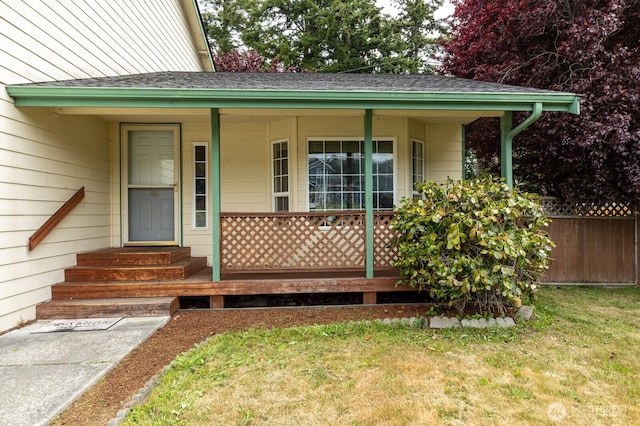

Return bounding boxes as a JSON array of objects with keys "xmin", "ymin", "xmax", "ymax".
[{"xmin": 18, "ymin": 72, "xmax": 564, "ymax": 94}]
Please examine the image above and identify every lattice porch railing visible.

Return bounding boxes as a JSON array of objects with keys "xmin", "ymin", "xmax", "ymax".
[{"xmin": 220, "ymin": 212, "xmax": 398, "ymax": 271}]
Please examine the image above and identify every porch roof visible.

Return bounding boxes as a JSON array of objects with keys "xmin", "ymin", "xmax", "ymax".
[{"xmin": 7, "ymin": 72, "xmax": 579, "ymax": 114}]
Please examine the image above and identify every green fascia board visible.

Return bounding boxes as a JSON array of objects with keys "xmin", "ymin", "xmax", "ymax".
[{"xmin": 6, "ymin": 87, "xmax": 580, "ymax": 114}]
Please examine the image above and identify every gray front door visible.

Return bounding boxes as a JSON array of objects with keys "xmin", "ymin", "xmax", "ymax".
[{"xmin": 123, "ymin": 125, "xmax": 179, "ymax": 245}]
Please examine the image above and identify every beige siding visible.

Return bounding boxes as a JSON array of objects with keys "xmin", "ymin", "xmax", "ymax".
[
  {"xmin": 220, "ymin": 121, "xmax": 270, "ymax": 212},
  {"xmin": 0, "ymin": 90, "xmax": 111, "ymax": 331},
  {"xmin": 0, "ymin": 0, "xmax": 205, "ymax": 85},
  {"xmin": 181, "ymin": 121, "xmax": 213, "ymax": 262},
  {"xmin": 426, "ymin": 124, "xmax": 464, "ymax": 183}
]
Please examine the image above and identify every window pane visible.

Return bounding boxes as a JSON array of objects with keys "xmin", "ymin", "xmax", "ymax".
[
  {"xmin": 195, "ymin": 163, "xmax": 206, "ymax": 177},
  {"xmin": 375, "ymin": 155, "xmax": 393, "ymax": 173},
  {"xmin": 328, "ymin": 175, "xmax": 342, "ymax": 190},
  {"xmin": 195, "ymin": 196, "xmax": 206, "ymax": 210},
  {"xmin": 376, "ymin": 140, "xmax": 393, "ymax": 154},
  {"xmin": 344, "ymin": 155, "xmax": 360, "ymax": 174},
  {"xmin": 309, "ymin": 141, "xmax": 324, "ymax": 154},
  {"xmin": 282, "ymin": 176, "xmax": 288, "ymax": 192},
  {"xmin": 379, "ymin": 193, "xmax": 394, "ymax": 209},
  {"xmin": 275, "ymin": 196, "xmax": 289, "ymax": 212},
  {"xmin": 309, "ymin": 192, "xmax": 324, "ymax": 210},
  {"xmin": 195, "ymin": 145, "xmax": 206, "ymax": 162},
  {"xmin": 325, "ymin": 140, "xmax": 340, "ymax": 154},
  {"xmin": 343, "ymin": 140, "xmax": 360, "ymax": 153},
  {"xmin": 327, "ymin": 153, "xmax": 343, "ymax": 174},
  {"xmin": 326, "ymin": 192, "xmax": 342, "ymax": 210},
  {"xmin": 196, "ymin": 179, "xmax": 206, "ymax": 195},
  {"xmin": 379, "ymin": 175, "xmax": 393, "ymax": 191},
  {"xmin": 195, "ymin": 212, "xmax": 206, "ymax": 228}
]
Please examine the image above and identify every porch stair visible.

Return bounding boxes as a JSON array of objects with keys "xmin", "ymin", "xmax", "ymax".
[{"xmin": 36, "ymin": 247, "xmax": 207, "ymax": 320}]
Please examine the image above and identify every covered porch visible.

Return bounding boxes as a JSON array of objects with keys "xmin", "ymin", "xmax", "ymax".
[{"xmin": 7, "ymin": 73, "xmax": 580, "ymax": 318}]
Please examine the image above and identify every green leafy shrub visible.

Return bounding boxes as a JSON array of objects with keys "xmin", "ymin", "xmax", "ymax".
[{"xmin": 391, "ymin": 176, "xmax": 553, "ymax": 314}]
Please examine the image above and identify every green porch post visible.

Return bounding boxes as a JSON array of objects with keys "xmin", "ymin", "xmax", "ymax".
[
  {"xmin": 364, "ymin": 109, "xmax": 374, "ymax": 279},
  {"xmin": 500, "ymin": 111, "xmax": 514, "ymax": 189},
  {"xmin": 500, "ymin": 103, "xmax": 543, "ymax": 189},
  {"xmin": 211, "ymin": 108, "xmax": 221, "ymax": 282}
]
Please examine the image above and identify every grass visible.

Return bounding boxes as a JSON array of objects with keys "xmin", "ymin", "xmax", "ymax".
[{"xmin": 123, "ymin": 286, "xmax": 640, "ymax": 425}]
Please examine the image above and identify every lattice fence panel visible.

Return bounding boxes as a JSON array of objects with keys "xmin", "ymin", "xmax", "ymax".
[
  {"xmin": 541, "ymin": 197, "xmax": 634, "ymax": 218},
  {"xmin": 374, "ymin": 212, "xmax": 398, "ymax": 268},
  {"xmin": 221, "ymin": 213, "xmax": 367, "ymax": 270}
]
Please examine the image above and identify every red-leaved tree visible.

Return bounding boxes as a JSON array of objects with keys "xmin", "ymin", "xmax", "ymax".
[
  {"xmin": 441, "ymin": 0, "xmax": 640, "ymax": 202},
  {"xmin": 213, "ymin": 49, "xmax": 302, "ymax": 72}
]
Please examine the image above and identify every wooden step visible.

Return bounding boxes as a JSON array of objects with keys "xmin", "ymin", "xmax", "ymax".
[
  {"xmin": 65, "ymin": 257, "xmax": 207, "ymax": 282},
  {"xmin": 51, "ymin": 280, "xmax": 214, "ymax": 300},
  {"xmin": 76, "ymin": 247, "xmax": 191, "ymax": 266},
  {"xmin": 36, "ymin": 297, "xmax": 179, "ymax": 319}
]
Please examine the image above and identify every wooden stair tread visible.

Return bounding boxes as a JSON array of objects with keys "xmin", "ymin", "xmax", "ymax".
[
  {"xmin": 64, "ymin": 257, "xmax": 208, "ymax": 282},
  {"xmin": 37, "ymin": 297, "xmax": 179, "ymax": 319},
  {"xmin": 76, "ymin": 247, "xmax": 191, "ymax": 266},
  {"xmin": 68, "ymin": 258, "xmax": 205, "ymax": 271},
  {"xmin": 44, "ymin": 297, "xmax": 177, "ymax": 305}
]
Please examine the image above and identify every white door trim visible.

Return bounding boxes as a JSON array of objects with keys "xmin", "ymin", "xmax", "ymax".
[{"xmin": 121, "ymin": 124, "xmax": 181, "ymax": 246}]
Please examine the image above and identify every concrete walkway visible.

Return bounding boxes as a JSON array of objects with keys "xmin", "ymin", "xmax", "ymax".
[{"xmin": 0, "ymin": 316, "xmax": 170, "ymax": 426}]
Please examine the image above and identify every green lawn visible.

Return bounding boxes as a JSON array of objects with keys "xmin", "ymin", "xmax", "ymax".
[{"xmin": 124, "ymin": 286, "xmax": 640, "ymax": 425}]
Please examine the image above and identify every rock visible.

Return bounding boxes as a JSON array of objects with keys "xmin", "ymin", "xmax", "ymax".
[
  {"xmin": 430, "ymin": 316, "xmax": 460, "ymax": 329},
  {"xmin": 517, "ymin": 305, "xmax": 534, "ymax": 321},
  {"xmin": 463, "ymin": 318, "xmax": 482, "ymax": 328}
]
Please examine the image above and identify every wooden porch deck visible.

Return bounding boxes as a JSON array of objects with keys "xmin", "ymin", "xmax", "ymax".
[
  {"xmin": 38, "ymin": 247, "xmax": 416, "ymax": 319},
  {"xmin": 51, "ymin": 267, "xmax": 413, "ymax": 308}
]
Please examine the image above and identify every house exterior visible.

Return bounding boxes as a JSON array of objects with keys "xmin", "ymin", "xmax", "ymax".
[
  {"xmin": 0, "ymin": 0, "xmax": 212, "ymax": 331},
  {"xmin": 0, "ymin": 1, "xmax": 580, "ymax": 332}
]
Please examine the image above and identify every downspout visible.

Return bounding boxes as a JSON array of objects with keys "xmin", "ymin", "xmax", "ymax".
[{"xmin": 500, "ymin": 102, "xmax": 543, "ymax": 189}]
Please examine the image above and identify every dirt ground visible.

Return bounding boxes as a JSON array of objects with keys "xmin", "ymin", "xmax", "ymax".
[{"xmin": 51, "ymin": 304, "xmax": 429, "ymax": 425}]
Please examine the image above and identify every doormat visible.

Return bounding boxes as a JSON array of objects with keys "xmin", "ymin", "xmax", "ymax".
[{"xmin": 32, "ymin": 317, "xmax": 123, "ymax": 333}]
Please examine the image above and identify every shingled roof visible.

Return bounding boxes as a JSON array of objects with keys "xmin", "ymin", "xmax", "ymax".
[
  {"xmin": 17, "ymin": 71, "xmax": 561, "ymax": 94},
  {"xmin": 7, "ymin": 72, "xmax": 580, "ymax": 114}
]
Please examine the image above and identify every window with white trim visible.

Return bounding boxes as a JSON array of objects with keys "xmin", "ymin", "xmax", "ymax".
[
  {"xmin": 412, "ymin": 139, "xmax": 425, "ymax": 192},
  {"xmin": 192, "ymin": 142, "xmax": 208, "ymax": 229},
  {"xmin": 272, "ymin": 140, "xmax": 289, "ymax": 212},
  {"xmin": 308, "ymin": 139, "xmax": 394, "ymax": 211}
]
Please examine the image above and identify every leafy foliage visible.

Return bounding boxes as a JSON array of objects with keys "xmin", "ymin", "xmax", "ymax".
[
  {"xmin": 440, "ymin": 0, "xmax": 640, "ymax": 202},
  {"xmin": 213, "ymin": 49, "xmax": 300, "ymax": 72},
  {"xmin": 391, "ymin": 177, "xmax": 553, "ymax": 314},
  {"xmin": 201, "ymin": 0, "xmax": 446, "ymax": 73}
]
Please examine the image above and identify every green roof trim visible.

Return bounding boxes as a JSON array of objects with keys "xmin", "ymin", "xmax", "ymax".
[
  {"xmin": 6, "ymin": 86, "xmax": 580, "ymax": 113},
  {"xmin": 6, "ymin": 72, "xmax": 580, "ymax": 114}
]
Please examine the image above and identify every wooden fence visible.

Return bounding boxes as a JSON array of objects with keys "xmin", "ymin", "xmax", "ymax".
[
  {"xmin": 541, "ymin": 198, "xmax": 637, "ymax": 286},
  {"xmin": 219, "ymin": 200, "xmax": 638, "ymax": 286}
]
